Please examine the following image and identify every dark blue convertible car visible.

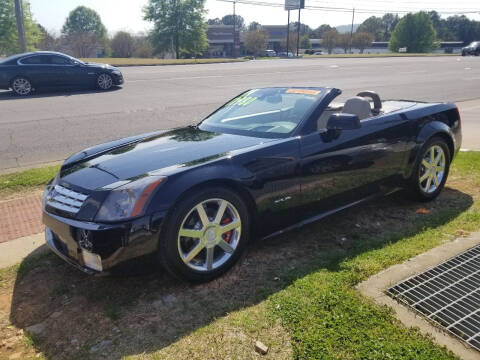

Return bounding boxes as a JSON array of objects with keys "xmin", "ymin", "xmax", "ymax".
[
  {"xmin": 42, "ymin": 87, "xmax": 462, "ymax": 281},
  {"xmin": 0, "ymin": 51, "xmax": 123, "ymax": 95}
]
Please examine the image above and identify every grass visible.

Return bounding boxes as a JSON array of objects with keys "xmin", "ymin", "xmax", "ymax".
[
  {"xmin": 0, "ymin": 164, "xmax": 60, "ymax": 197},
  {"xmin": 0, "ymin": 152, "xmax": 479, "ymax": 359},
  {"xmin": 303, "ymin": 53, "xmax": 458, "ymax": 58},
  {"xmin": 80, "ymin": 57, "xmax": 247, "ymax": 66}
]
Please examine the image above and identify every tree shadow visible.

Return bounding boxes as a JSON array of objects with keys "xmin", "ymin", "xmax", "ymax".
[
  {"xmin": 7, "ymin": 187, "xmax": 474, "ymax": 359},
  {"xmin": 0, "ymin": 86, "xmax": 121, "ymax": 101}
]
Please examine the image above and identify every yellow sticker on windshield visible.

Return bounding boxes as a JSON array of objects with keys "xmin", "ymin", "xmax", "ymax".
[{"xmin": 286, "ymin": 89, "xmax": 321, "ymax": 95}]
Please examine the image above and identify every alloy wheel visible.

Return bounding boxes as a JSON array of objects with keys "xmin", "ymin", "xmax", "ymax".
[
  {"xmin": 97, "ymin": 74, "xmax": 113, "ymax": 90},
  {"xmin": 177, "ymin": 198, "xmax": 242, "ymax": 272},
  {"xmin": 12, "ymin": 78, "xmax": 32, "ymax": 95},
  {"xmin": 419, "ymin": 144, "xmax": 446, "ymax": 194}
]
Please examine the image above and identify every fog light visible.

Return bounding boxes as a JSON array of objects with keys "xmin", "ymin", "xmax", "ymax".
[{"xmin": 82, "ymin": 250, "xmax": 103, "ymax": 272}]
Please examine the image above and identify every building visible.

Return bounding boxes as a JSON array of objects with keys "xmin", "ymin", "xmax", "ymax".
[{"xmin": 205, "ymin": 25, "xmax": 241, "ymax": 57}]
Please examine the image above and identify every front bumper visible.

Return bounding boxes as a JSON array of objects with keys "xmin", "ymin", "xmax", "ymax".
[
  {"xmin": 43, "ymin": 209, "xmax": 165, "ymax": 274},
  {"xmin": 112, "ymin": 73, "xmax": 124, "ymax": 85}
]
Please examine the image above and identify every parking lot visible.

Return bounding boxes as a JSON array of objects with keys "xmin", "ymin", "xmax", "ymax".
[{"xmin": 0, "ymin": 56, "xmax": 479, "ymax": 172}]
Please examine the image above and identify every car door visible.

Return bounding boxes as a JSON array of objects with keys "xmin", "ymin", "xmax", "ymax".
[
  {"xmin": 18, "ymin": 55, "xmax": 53, "ymax": 86},
  {"xmin": 298, "ymin": 111, "xmax": 411, "ymax": 219},
  {"xmin": 48, "ymin": 55, "xmax": 78, "ymax": 86}
]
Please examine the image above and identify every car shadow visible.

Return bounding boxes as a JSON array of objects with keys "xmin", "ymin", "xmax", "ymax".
[
  {"xmin": 0, "ymin": 86, "xmax": 121, "ymax": 100},
  {"xmin": 6, "ymin": 187, "xmax": 474, "ymax": 359}
]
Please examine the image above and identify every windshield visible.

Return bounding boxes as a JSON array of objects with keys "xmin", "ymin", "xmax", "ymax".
[{"xmin": 199, "ymin": 87, "xmax": 326, "ymax": 138}]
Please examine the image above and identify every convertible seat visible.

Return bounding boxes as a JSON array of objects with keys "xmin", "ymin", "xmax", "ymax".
[{"xmin": 342, "ymin": 96, "xmax": 372, "ymax": 120}]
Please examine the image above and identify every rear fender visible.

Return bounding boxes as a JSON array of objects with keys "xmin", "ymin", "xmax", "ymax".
[{"xmin": 404, "ymin": 120, "xmax": 456, "ymax": 179}]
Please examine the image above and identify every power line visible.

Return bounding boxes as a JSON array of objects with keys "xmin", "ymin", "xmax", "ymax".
[{"xmin": 216, "ymin": 0, "xmax": 480, "ymax": 15}]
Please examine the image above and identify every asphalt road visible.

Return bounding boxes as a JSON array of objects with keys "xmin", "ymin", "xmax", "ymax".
[{"xmin": 0, "ymin": 56, "xmax": 479, "ymax": 173}]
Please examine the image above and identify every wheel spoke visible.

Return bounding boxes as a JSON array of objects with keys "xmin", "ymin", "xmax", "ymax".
[
  {"xmin": 434, "ymin": 152, "xmax": 443, "ymax": 166},
  {"xmin": 220, "ymin": 220, "xmax": 241, "ymax": 234},
  {"xmin": 205, "ymin": 247, "xmax": 214, "ymax": 270},
  {"xmin": 430, "ymin": 147, "xmax": 435, "ymax": 163},
  {"xmin": 436, "ymin": 164, "xmax": 445, "ymax": 172},
  {"xmin": 425, "ymin": 175, "xmax": 433, "ymax": 191},
  {"xmin": 433, "ymin": 173, "xmax": 440, "ymax": 186},
  {"xmin": 179, "ymin": 228, "xmax": 202, "ymax": 239},
  {"xmin": 419, "ymin": 172, "xmax": 429, "ymax": 182},
  {"xmin": 422, "ymin": 159, "xmax": 431, "ymax": 169},
  {"xmin": 196, "ymin": 204, "xmax": 210, "ymax": 228},
  {"xmin": 183, "ymin": 241, "xmax": 205, "ymax": 263},
  {"xmin": 218, "ymin": 239, "xmax": 234, "ymax": 254},
  {"xmin": 214, "ymin": 200, "xmax": 227, "ymax": 224}
]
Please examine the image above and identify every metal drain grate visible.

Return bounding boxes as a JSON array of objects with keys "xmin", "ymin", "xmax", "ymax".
[{"xmin": 386, "ymin": 245, "xmax": 480, "ymax": 352}]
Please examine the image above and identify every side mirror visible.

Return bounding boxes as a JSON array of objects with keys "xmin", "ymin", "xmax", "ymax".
[{"xmin": 326, "ymin": 113, "xmax": 361, "ymax": 131}]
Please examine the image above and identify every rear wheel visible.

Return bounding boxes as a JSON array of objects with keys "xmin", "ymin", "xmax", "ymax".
[
  {"xmin": 11, "ymin": 77, "xmax": 32, "ymax": 96},
  {"xmin": 96, "ymin": 73, "xmax": 113, "ymax": 90},
  {"xmin": 408, "ymin": 137, "xmax": 450, "ymax": 202},
  {"xmin": 159, "ymin": 186, "xmax": 250, "ymax": 282}
]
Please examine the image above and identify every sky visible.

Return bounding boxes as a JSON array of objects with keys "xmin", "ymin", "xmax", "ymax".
[{"xmin": 29, "ymin": 0, "xmax": 480, "ymax": 35}]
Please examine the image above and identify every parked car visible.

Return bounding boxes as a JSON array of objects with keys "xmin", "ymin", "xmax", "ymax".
[
  {"xmin": 0, "ymin": 51, "xmax": 124, "ymax": 96},
  {"xmin": 278, "ymin": 52, "xmax": 294, "ymax": 57},
  {"xmin": 313, "ymin": 51, "xmax": 323, "ymax": 55},
  {"xmin": 461, "ymin": 41, "xmax": 480, "ymax": 56},
  {"xmin": 262, "ymin": 49, "xmax": 277, "ymax": 57},
  {"xmin": 42, "ymin": 87, "xmax": 461, "ymax": 282}
]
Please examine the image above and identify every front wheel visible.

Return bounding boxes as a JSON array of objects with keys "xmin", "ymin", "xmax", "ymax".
[
  {"xmin": 408, "ymin": 137, "xmax": 451, "ymax": 202},
  {"xmin": 159, "ymin": 186, "xmax": 250, "ymax": 282},
  {"xmin": 96, "ymin": 73, "xmax": 113, "ymax": 90}
]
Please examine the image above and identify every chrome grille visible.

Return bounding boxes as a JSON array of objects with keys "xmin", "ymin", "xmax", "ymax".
[
  {"xmin": 47, "ymin": 184, "xmax": 88, "ymax": 214},
  {"xmin": 386, "ymin": 245, "xmax": 480, "ymax": 352}
]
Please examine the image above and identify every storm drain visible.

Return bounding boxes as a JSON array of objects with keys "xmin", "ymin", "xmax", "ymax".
[{"xmin": 386, "ymin": 245, "xmax": 480, "ymax": 352}]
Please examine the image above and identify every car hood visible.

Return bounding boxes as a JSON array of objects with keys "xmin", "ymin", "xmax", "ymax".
[
  {"xmin": 60, "ymin": 127, "xmax": 276, "ymax": 190},
  {"xmin": 84, "ymin": 62, "xmax": 117, "ymax": 70}
]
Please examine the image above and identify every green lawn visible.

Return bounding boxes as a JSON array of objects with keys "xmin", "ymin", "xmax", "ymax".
[
  {"xmin": 0, "ymin": 165, "xmax": 59, "ymax": 196},
  {"xmin": 80, "ymin": 57, "xmax": 247, "ymax": 66}
]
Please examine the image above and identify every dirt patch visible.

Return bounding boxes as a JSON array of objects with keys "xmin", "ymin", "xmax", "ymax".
[{"xmin": 0, "ymin": 176, "xmax": 478, "ymax": 359}]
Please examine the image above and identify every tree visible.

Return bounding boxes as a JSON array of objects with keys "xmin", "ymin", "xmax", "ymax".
[
  {"xmin": 445, "ymin": 15, "xmax": 480, "ymax": 44},
  {"xmin": 353, "ymin": 32, "xmax": 374, "ymax": 53},
  {"xmin": 0, "ymin": 0, "xmax": 43, "ymax": 55},
  {"xmin": 36, "ymin": 24, "xmax": 59, "ymax": 51},
  {"xmin": 381, "ymin": 13, "xmax": 399, "ymax": 41},
  {"xmin": 300, "ymin": 34, "xmax": 311, "ymax": 49},
  {"xmin": 206, "ymin": 18, "xmax": 221, "ymax": 25},
  {"xmin": 61, "ymin": 6, "xmax": 108, "ymax": 57},
  {"xmin": 132, "ymin": 34, "xmax": 154, "ymax": 58},
  {"xmin": 221, "ymin": 14, "xmax": 244, "ymax": 29},
  {"xmin": 336, "ymin": 33, "xmax": 350, "ymax": 53},
  {"xmin": 111, "ymin": 31, "xmax": 135, "ymax": 57},
  {"xmin": 389, "ymin": 12, "xmax": 436, "ymax": 53},
  {"xmin": 243, "ymin": 29, "xmax": 268, "ymax": 56},
  {"xmin": 248, "ymin": 21, "xmax": 261, "ymax": 31},
  {"xmin": 144, "ymin": 0, "xmax": 208, "ymax": 59},
  {"xmin": 311, "ymin": 24, "xmax": 335, "ymax": 39},
  {"xmin": 322, "ymin": 29, "xmax": 337, "ymax": 54},
  {"xmin": 357, "ymin": 16, "xmax": 384, "ymax": 41}
]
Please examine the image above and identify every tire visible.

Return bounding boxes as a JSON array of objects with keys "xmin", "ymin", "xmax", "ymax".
[
  {"xmin": 159, "ymin": 186, "xmax": 250, "ymax": 282},
  {"xmin": 461, "ymin": 51, "xmax": 466, "ymax": 56},
  {"xmin": 96, "ymin": 73, "xmax": 113, "ymax": 90},
  {"xmin": 407, "ymin": 137, "xmax": 451, "ymax": 202},
  {"xmin": 11, "ymin": 76, "xmax": 32, "ymax": 96}
]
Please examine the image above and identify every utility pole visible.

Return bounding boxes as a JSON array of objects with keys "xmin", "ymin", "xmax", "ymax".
[
  {"xmin": 14, "ymin": 0, "xmax": 27, "ymax": 53},
  {"xmin": 349, "ymin": 7, "xmax": 355, "ymax": 54},
  {"xmin": 232, "ymin": 0, "xmax": 237, "ymax": 57},
  {"xmin": 296, "ymin": 8, "xmax": 301, "ymax": 56},
  {"xmin": 286, "ymin": 10, "xmax": 290, "ymax": 56}
]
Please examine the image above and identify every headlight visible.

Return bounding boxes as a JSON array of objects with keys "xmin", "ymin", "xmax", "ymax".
[
  {"xmin": 111, "ymin": 70, "xmax": 122, "ymax": 76},
  {"xmin": 42, "ymin": 172, "xmax": 60, "ymax": 208},
  {"xmin": 95, "ymin": 176, "xmax": 166, "ymax": 222}
]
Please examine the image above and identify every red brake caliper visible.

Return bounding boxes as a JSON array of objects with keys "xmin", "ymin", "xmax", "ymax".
[{"xmin": 221, "ymin": 216, "xmax": 233, "ymax": 243}]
